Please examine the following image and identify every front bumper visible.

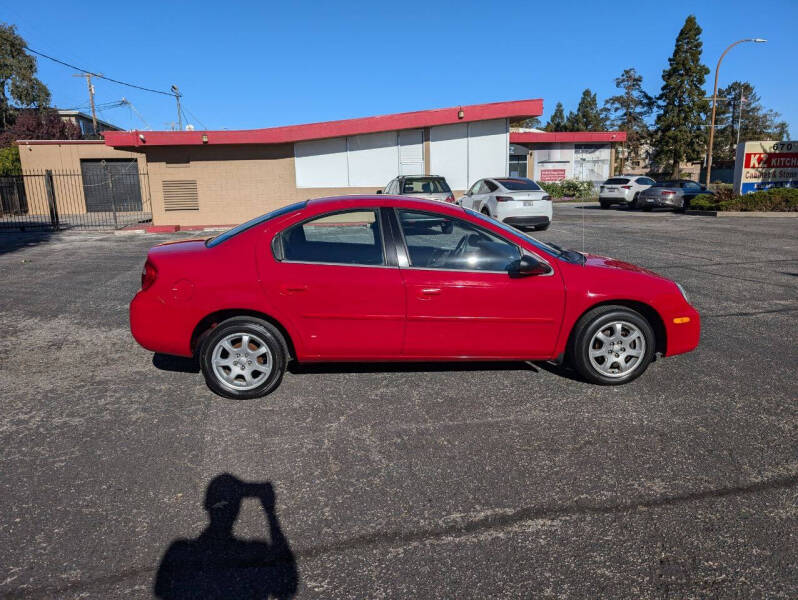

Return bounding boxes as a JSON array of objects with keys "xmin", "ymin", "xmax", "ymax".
[{"xmin": 663, "ymin": 303, "xmax": 701, "ymax": 357}]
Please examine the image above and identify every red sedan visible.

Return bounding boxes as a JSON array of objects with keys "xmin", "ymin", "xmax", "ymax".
[{"xmin": 130, "ymin": 196, "xmax": 699, "ymax": 398}]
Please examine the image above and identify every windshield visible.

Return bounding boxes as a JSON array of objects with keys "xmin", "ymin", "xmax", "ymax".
[
  {"xmin": 465, "ymin": 208, "xmax": 584, "ymax": 264},
  {"xmin": 495, "ymin": 178, "xmax": 542, "ymax": 191},
  {"xmin": 401, "ymin": 178, "xmax": 451, "ymax": 194},
  {"xmin": 206, "ymin": 201, "xmax": 307, "ymax": 247}
]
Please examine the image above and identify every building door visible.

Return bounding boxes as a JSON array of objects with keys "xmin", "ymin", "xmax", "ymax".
[
  {"xmin": 398, "ymin": 129, "xmax": 424, "ymax": 175},
  {"xmin": 80, "ymin": 159, "xmax": 142, "ymax": 212}
]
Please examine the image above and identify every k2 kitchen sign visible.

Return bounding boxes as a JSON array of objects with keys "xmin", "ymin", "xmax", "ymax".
[{"xmin": 734, "ymin": 140, "xmax": 798, "ymax": 194}]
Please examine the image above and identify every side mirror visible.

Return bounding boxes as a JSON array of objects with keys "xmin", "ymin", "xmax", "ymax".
[
  {"xmin": 509, "ymin": 255, "xmax": 551, "ymax": 278},
  {"xmin": 376, "ymin": 189, "xmax": 383, "ymax": 194}
]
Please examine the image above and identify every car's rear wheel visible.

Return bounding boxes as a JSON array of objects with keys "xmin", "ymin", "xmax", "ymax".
[
  {"xmin": 599, "ymin": 200, "xmax": 610, "ymax": 209},
  {"xmin": 199, "ymin": 317, "xmax": 287, "ymax": 399},
  {"xmin": 569, "ymin": 306, "xmax": 655, "ymax": 385}
]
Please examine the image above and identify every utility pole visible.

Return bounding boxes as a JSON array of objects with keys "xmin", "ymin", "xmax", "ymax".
[
  {"xmin": 73, "ymin": 73, "xmax": 99, "ymax": 136},
  {"xmin": 171, "ymin": 85, "xmax": 182, "ymax": 131}
]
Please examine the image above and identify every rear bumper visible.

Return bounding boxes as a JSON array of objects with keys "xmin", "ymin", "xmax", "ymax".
[
  {"xmin": 130, "ymin": 290, "xmax": 195, "ymax": 357},
  {"xmin": 641, "ymin": 195, "xmax": 681, "ymax": 208},
  {"xmin": 599, "ymin": 193, "xmax": 632, "ymax": 203},
  {"xmin": 501, "ymin": 215, "xmax": 550, "ymax": 228}
]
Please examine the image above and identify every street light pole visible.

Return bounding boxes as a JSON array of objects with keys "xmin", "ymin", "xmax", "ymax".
[{"xmin": 705, "ymin": 38, "xmax": 766, "ymax": 187}]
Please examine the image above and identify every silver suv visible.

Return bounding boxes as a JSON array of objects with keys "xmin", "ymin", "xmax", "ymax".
[
  {"xmin": 379, "ymin": 175, "xmax": 455, "ymax": 204},
  {"xmin": 599, "ymin": 175, "xmax": 656, "ymax": 209}
]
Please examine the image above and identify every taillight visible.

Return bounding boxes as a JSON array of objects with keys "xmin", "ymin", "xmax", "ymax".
[
  {"xmin": 621, "ymin": 185, "xmax": 632, "ymax": 189},
  {"xmin": 542, "ymin": 194, "xmax": 552, "ymax": 201},
  {"xmin": 495, "ymin": 196, "xmax": 512, "ymax": 202},
  {"xmin": 445, "ymin": 193, "xmax": 455, "ymax": 203},
  {"xmin": 141, "ymin": 260, "xmax": 157, "ymax": 291},
  {"xmin": 661, "ymin": 190, "xmax": 675, "ymax": 197}
]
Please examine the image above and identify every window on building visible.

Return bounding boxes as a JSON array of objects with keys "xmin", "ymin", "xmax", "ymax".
[
  {"xmin": 508, "ymin": 155, "xmax": 528, "ymax": 178},
  {"xmin": 397, "ymin": 210, "xmax": 520, "ymax": 272},
  {"xmin": 281, "ymin": 210, "xmax": 384, "ymax": 266}
]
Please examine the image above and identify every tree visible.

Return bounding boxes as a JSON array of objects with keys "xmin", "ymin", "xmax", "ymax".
[
  {"xmin": 604, "ymin": 68, "xmax": 653, "ymax": 172},
  {"xmin": 0, "ymin": 144, "xmax": 20, "ymax": 174},
  {"xmin": 565, "ymin": 89, "xmax": 606, "ymax": 132},
  {"xmin": 712, "ymin": 81, "xmax": 791, "ymax": 160},
  {"xmin": 652, "ymin": 15, "xmax": 710, "ymax": 178},
  {"xmin": 544, "ymin": 102, "xmax": 567, "ymax": 132},
  {"xmin": 510, "ymin": 116, "xmax": 542, "ymax": 130},
  {"xmin": 0, "ymin": 23, "xmax": 51, "ymax": 130},
  {"xmin": 0, "ymin": 109, "xmax": 81, "ymax": 147}
]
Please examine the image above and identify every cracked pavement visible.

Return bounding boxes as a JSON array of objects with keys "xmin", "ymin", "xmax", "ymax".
[{"xmin": 0, "ymin": 203, "xmax": 796, "ymax": 598}]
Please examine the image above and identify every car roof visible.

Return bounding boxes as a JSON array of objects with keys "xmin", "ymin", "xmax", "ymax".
[
  {"xmin": 398, "ymin": 175, "xmax": 445, "ymax": 179},
  {"xmin": 307, "ymin": 194, "xmax": 459, "ymax": 211}
]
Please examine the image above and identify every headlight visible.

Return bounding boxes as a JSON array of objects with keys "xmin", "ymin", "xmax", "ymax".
[{"xmin": 676, "ymin": 283, "xmax": 689, "ymax": 303}]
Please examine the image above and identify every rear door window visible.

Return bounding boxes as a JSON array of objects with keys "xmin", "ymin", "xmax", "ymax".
[
  {"xmin": 636, "ymin": 177, "xmax": 655, "ymax": 185},
  {"xmin": 281, "ymin": 210, "xmax": 384, "ymax": 266}
]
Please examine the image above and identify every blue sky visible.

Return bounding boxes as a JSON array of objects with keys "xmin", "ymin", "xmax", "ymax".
[{"xmin": 5, "ymin": 0, "xmax": 796, "ymax": 135}]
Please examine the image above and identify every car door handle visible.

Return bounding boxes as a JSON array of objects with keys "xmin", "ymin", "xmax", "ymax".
[
  {"xmin": 418, "ymin": 287, "xmax": 441, "ymax": 298},
  {"xmin": 280, "ymin": 284, "xmax": 308, "ymax": 295}
]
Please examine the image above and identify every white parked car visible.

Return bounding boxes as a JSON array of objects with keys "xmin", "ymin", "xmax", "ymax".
[
  {"xmin": 379, "ymin": 175, "xmax": 456, "ymax": 204},
  {"xmin": 459, "ymin": 178, "xmax": 552, "ymax": 231},
  {"xmin": 598, "ymin": 175, "xmax": 656, "ymax": 209}
]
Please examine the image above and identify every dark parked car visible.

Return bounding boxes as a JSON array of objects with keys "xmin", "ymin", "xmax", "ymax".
[{"xmin": 637, "ymin": 180, "xmax": 714, "ymax": 212}]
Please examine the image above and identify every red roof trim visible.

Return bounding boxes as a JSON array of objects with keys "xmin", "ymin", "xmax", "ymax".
[
  {"xmin": 510, "ymin": 131, "xmax": 627, "ymax": 143},
  {"xmin": 103, "ymin": 99, "xmax": 543, "ymax": 148}
]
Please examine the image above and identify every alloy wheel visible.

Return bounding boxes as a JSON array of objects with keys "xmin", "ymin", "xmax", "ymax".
[
  {"xmin": 587, "ymin": 320, "xmax": 646, "ymax": 378},
  {"xmin": 211, "ymin": 332, "xmax": 273, "ymax": 391}
]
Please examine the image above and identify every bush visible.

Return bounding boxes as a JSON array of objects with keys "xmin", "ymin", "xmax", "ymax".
[
  {"xmin": 538, "ymin": 179, "xmax": 594, "ymax": 199},
  {"xmin": 690, "ymin": 188, "xmax": 798, "ymax": 212}
]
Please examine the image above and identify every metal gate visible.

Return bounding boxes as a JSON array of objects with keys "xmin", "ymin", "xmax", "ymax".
[{"xmin": 0, "ymin": 167, "xmax": 152, "ymax": 231}]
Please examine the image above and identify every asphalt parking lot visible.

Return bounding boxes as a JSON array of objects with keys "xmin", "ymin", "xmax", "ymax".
[{"xmin": 0, "ymin": 203, "xmax": 796, "ymax": 599}]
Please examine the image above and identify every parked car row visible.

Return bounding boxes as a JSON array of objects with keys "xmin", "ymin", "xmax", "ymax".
[
  {"xmin": 599, "ymin": 176, "xmax": 714, "ymax": 212},
  {"xmin": 378, "ymin": 175, "xmax": 552, "ymax": 231}
]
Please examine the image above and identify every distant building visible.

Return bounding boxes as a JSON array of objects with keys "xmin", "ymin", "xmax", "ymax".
[
  {"xmin": 56, "ymin": 110, "xmax": 122, "ymax": 138},
  {"xmin": 509, "ymin": 129, "xmax": 627, "ymax": 187}
]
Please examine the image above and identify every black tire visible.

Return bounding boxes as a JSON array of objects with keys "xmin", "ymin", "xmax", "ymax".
[
  {"xmin": 641, "ymin": 205, "xmax": 652, "ymax": 212},
  {"xmin": 481, "ymin": 207, "xmax": 491, "ymax": 218},
  {"xmin": 568, "ymin": 305, "xmax": 656, "ymax": 385},
  {"xmin": 599, "ymin": 200, "xmax": 610, "ymax": 209},
  {"xmin": 199, "ymin": 317, "xmax": 288, "ymax": 399},
  {"xmin": 631, "ymin": 193, "xmax": 640, "ymax": 209},
  {"xmin": 535, "ymin": 223, "xmax": 550, "ymax": 231}
]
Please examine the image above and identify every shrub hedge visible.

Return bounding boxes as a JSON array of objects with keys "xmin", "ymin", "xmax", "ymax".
[
  {"xmin": 690, "ymin": 187, "xmax": 798, "ymax": 212},
  {"xmin": 538, "ymin": 179, "xmax": 595, "ymax": 199}
]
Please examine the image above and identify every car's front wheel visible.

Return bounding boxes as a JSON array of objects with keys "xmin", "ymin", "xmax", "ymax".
[
  {"xmin": 199, "ymin": 317, "xmax": 288, "ymax": 399},
  {"xmin": 569, "ymin": 306, "xmax": 655, "ymax": 385}
]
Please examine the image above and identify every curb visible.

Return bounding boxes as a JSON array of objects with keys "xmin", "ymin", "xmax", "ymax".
[{"xmin": 685, "ymin": 210, "xmax": 798, "ymax": 218}]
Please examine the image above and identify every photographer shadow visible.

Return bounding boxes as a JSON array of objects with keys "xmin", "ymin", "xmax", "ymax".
[{"xmin": 154, "ymin": 474, "xmax": 298, "ymax": 599}]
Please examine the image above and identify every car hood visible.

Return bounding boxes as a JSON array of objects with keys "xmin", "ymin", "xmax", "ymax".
[{"xmin": 581, "ymin": 253, "xmax": 666, "ymax": 279}]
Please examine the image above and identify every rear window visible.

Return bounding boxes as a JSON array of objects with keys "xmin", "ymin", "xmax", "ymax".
[
  {"xmin": 206, "ymin": 201, "xmax": 307, "ymax": 247},
  {"xmin": 401, "ymin": 178, "xmax": 451, "ymax": 194},
  {"xmin": 604, "ymin": 178, "xmax": 630, "ymax": 185},
  {"xmin": 495, "ymin": 178, "xmax": 542, "ymax": 191}
]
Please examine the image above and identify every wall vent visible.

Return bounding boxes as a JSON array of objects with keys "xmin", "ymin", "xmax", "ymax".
[{"xmin": 163, "ymin": 180, "xmax": 199, "ymax": 211}]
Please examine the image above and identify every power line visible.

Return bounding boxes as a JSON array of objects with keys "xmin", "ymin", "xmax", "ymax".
[{"xmin": 24, "ymin": 46, "xmax": 177, "ymax": 97}]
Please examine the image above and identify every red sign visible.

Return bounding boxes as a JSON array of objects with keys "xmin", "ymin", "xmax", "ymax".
[
  {"xmin": 540, "ymin": 169, "xmax": 566, "ymax": 181},
  {"xmin": 744, "ymin": 152, "xmax": 798, "ymax": 169}
]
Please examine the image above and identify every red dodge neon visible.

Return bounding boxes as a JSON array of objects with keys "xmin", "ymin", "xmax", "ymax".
[{"xmin": 130, "ymin": 196, "xmax": 700, "ymax": 398}]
